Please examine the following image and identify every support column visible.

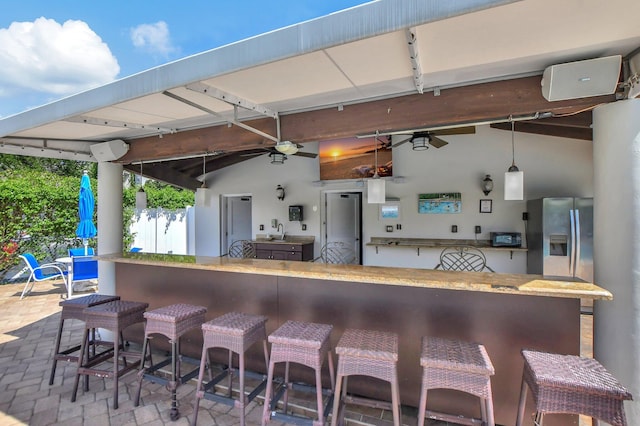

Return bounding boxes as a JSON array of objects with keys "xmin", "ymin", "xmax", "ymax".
[
  {"xmin": 97, "ymin": 162, "xmax": 123, "ymax": 296},
  {"xmin": 593, "ymin": 99, "xmax": 640, "ymax": 422}
]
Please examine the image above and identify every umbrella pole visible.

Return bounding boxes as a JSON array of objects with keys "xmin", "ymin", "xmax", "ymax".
[{"xmin": 83, "ymin": 239, "xmax": 88, "ymax": 256}]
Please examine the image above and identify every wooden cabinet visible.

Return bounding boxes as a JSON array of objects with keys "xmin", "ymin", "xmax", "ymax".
[{"xmin": 253, "ymin": 242, "xmax": 313, "ymax": 261}]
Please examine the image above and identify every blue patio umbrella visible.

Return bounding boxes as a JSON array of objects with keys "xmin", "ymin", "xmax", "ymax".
[{"xmin": 75, "ymin": 171, "xmax": 97, "ymax": 255}]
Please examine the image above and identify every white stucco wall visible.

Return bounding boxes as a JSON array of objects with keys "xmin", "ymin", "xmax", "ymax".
[{"xmin": 204, "ymin": 125, "xmax": 593, "ymax": 273}]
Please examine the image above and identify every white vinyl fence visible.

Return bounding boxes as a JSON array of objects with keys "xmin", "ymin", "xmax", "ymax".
[{"xmin": 130, "ymin": 207, "xmax": 195, "ymax": 255}]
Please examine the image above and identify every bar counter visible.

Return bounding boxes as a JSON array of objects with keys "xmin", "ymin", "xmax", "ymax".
[{"xmin": 103, "ymin": 253, "xmax": 611, "ymax": 426}]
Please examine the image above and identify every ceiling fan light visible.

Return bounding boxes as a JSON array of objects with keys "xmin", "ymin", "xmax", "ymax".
[
  {"xmin": 270, "ymin": 152, "xmax": 287, "ymax": 164},
  {"xmin": 275, "ymin": 141, "xmax": 299, "ymax": 155},
  {"xmin": 411, "ymin": 136, "xmax": 429, "ymax": 151}
]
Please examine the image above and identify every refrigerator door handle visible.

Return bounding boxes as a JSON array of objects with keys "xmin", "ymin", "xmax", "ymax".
[
  {"xmin": 569, "ymin": 209, "xmax": 576, "ymax": 278},
  {"xmin": 575, "ymin": 209, "xmax": 581, "ymax": 279}
]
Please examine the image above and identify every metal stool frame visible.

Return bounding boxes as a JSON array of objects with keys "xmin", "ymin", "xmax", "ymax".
[
  {"xmin": 417, "ymin": 336, "xmax": 495, "ymax": 426},
  {"xmin": 71, "ymin": 300, "xmax": 149, "ymax": 409},
  {"xmin": 49, "ymin": 294, "xmax": 120, "ymax": 386},
  {"xmin": 134, "ymin": 303, "xmax": 207, "ymax": 421},
  {"xmin": 262, "ymin": 320, "xmax": 336, "ymax": 426},
  {"xmin": 192, "ymin": 311, "xmax": 269, "ymax": 426},
  {"xmin": 331, "ymin": 328, "xmax": 401, "ymax": 426}
]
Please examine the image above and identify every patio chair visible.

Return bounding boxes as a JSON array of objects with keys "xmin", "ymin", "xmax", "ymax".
[
  {"xmin": 68, "ymin": 247, "xmax": 95, "ymax": 257},
  {"xmin": 316, "ymin": 241, "xmax": 357, "ymax": 264},
  {"xmin": 227, "ymin": 240, "xmax": 256, "ymax": 258},
  {"xmin": 69, "ymin": 256, "xmax": 98, "ymax": 298},
  {"xmin": 434, "ymin": 246, "xmax": 495, "ymax": 272},
  {"xmin": 18, "ymin": 253, "xmax": 68, "ymax": 300}
]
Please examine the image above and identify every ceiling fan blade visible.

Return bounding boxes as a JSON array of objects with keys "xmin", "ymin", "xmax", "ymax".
[
  {"xmin": 391, "ymin": 136, "xmax": 412, "ymax": 148},
  {"xmin": 292, "ymin": 151, "xmax": 318, "ymax": 158},
  {"xmin": 432, "ymin": 126, "xmax": 476, "ymax": 136},
  {"xmin": 429, "ymin": 135, "xmax": 449, "ymax": 148}
]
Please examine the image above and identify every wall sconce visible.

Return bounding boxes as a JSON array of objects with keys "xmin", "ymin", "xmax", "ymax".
[
  {"xmin": 135, "ymin": 161, "xmax": 147, "ymax": 209},
  {"xmin": 504, "ymin": 119, "xmax": 524, "ymax": 200},
  {"xmin": 482, "ymin": 174, "xmax": 494, "ymax": 196},
  {"xmin": 269, "ymin": 152, "xmax": 287, "ymax": 164},
  {"xmin": 276, "ymin": 184, "xmax": 285, "ymax": 201}
]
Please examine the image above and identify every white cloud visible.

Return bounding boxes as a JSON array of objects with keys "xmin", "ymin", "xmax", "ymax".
[
  {"xmin": 130, "ymin": 21, "xmax": 176, "ymax": 57},
  {"xmin": 0, "ymin": 17, "xmax": 119, "ymax": 98}
]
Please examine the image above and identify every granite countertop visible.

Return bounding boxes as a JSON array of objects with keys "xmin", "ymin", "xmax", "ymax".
[
  {"xmin": 100, "ymin": 252, "xmax": 611, "ymax": 301},
  {"xmin": 366, "ymin": 237, "xmax": 527, "ymax": 251}
]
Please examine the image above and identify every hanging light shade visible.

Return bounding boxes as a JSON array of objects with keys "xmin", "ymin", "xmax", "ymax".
[
  {"xmin": 411, "ymin": 134, "xmax": 430, "ymax": 151},
  {"xmin": 269, "ymin": 152, "xmax": 287, "ymax": 164},
  {"xmin": 135, "ymin": 161, "xmax": 147, "ymax": 209},
  {"xmin": 196, "ymin": 155, "xmax": 209, "ymax": 207},
  {"xmin": 368, "ymin": 131, "xmax": 386, "ymax": 203},
  {"xmin": 504, "ymin": 120, "xmax": 524, "ymax": 200}
]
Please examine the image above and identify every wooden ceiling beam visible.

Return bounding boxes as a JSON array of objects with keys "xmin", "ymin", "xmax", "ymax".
[
  {"xmin": 119, "ymin": 76, "xmax": 613, "ymax": 164},
  {"xmin": 280, "ymin": 76, "xmax": 611, "ymax": 142}
]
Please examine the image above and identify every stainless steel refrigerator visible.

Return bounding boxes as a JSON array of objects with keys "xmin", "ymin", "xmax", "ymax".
[{"xmin": 526, "ymin": 197, "xmax": 593, "ymax": 282}]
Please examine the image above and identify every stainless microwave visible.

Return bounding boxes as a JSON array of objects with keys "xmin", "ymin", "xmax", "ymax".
[{"xmin": 490, "ymin": 232, "xmax": 522, "ymax": 247}]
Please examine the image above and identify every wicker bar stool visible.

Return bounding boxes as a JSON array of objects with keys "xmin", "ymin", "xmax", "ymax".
[
  {"xmin": 516, "ymin": 349, "xmax": 633, "ymax": 426},
  {"xmin": 262, "ymin": 320, "xmax": 335, "ymax": 426},
  {"xmin": 331, "ymin": 329, "xmax": 401, "ymax": 426},
  {"xmin": 49, "ymin": 294, "xmax": 120, "ymax": 385},
  {"xmin": 71, "ymin": 300, "xmax": 149, "ymax": 409},
  {"xmin": 192, "ymin": 311, "xmax": 269, "ymax": 426},
  {"xmin": 134, "ymin": 303, "xmax": 207, "ymax": 421},
  {"xmin": 417, "ymin": 336, "xmax": 495, "ymax": 426}
]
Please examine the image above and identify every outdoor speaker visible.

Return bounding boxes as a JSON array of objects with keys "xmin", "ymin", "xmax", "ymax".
[
  {"xmin": 541, "ymin": 55, "xmax": 621, "ymax": 101},
  {"xmin": 90, "ymin": 139, "xmax": 129, "ymax": 161}
]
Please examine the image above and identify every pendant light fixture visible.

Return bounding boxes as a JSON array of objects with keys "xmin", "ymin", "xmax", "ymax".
[
  {"xmin": 504, "ymin": 118, "xmax": 524, "ymax": 200},
  {"xmin": 196, "ymin": 155, "xmax": 209, "ymax": 207},
  {"xmin": 135, "ymin": 161, "xmax": 147, "ymax": 209},
  {"xmin": 367, "ymin": 131, "xmax": 386, "ymax": 204}
]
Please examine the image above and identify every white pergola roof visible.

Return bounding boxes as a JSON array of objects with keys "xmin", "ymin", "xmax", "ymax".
[{"xmin": 0, "ymin": 0, "xmax": 638, "ymax": 162}]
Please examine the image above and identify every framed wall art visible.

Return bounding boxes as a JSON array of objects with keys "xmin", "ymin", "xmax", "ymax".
[
  {"xmin": 418, "ymin": 192, "xmax": 462, "ymax": 214},
  {"xmin": 479, "ymin": 199, "xmax": 493, "ymax": 213}
]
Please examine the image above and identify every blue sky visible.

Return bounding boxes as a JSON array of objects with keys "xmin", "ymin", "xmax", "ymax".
[{"xmin": 0, "ymin": 0, "xmax": 370, "ymax": 118}]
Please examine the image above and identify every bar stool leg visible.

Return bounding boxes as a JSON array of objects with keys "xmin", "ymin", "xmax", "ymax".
[
  {"xmin": 417, "ymin": 384, "xmax": 428, "ymax": 426},
  {"xmin": 112, "ymin": 331, "xmax": 120, "ymax": 409},
  {"xmin": 49, "ymin": 317, "xmax": 65, "ymax": 385},
  {"xmin": 169, "ymin": 339, "xmax": 179, "ymax": 421},
  {"xmin": 315, "ymin": 366, "xmax": 324, "ymax": 424},
  {"xmin": 261, "ymin": 357, "xmax": 277, "ymax": 426},
  {"xmin": 485, "ymin": 385, "xmax": 495, "ymax": 426},
  {"xmin": 239, "ymin": 350, "xmax": 246, "ymax": 426},
  {"xmin": 330, "ymin": 372, "xmax": 344, "ymax": 426},
  {"xmin": 191, "ymin": 347, "xmax": 208, "ymax": 426},
  {"xmin": 134, "ymin": 334, "xmax": 151, "ymax": 407},
  {"xmin": 283, "ymin": 361, "xmax": 290, "ymax": 412},
  {"xmin": 515, "ymin": 377, "xmax": 528, "ymax": 426},
  {"xmin": 390, "ymin": 372, "xmax": 401, "ymax": 426},
  {"xmin": 71, "ymin": 327, "xmax": 90, "ymax": 403},
  {"xmin": 227, "ymin": 349, "xmax": 234, "ymax": 398}
]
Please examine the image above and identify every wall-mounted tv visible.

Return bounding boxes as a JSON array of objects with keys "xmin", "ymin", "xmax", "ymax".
[{"xmin": 318, "ymin": 136, "xmax": 392, "ymax": 181}]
